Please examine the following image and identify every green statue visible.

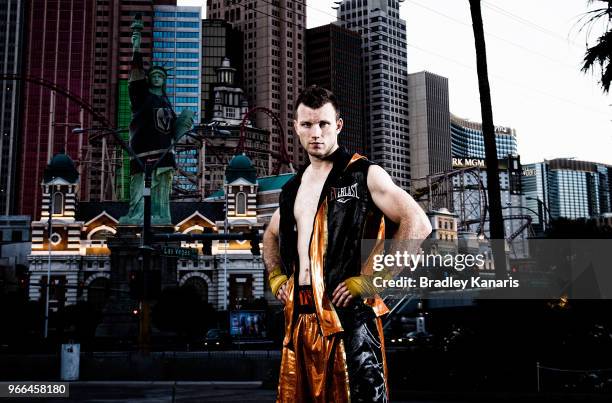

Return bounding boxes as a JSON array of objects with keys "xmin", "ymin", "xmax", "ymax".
[{"xmin": 119, "ymin": 15, "xmax": 194, "ymax": 225}]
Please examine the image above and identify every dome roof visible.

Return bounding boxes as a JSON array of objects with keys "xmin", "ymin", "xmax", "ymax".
[
  {"xmin": 44, "ymin": 151, "xmax": 79, "ymax": 183},
  {"xmin": 226, "ymin": 153, "xmax": 256, "ymax": 184},
  {"xmin": 229, "ymin": 154, "xmax": 253, "ymax": 169}
]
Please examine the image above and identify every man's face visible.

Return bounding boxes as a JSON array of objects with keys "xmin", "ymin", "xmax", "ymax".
[
  {"xmin": 149, "ymin": 71, "xmax": 165, "ymax": 89},
  {"xmin": 294, "ymin": 102, "xmax": 343, "ymax": 160}
]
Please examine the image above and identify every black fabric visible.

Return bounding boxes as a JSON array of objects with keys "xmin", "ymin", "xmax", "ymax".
[
  {"xmin": 278, "ymin": 147, "xmax": 384, "ymax": 299},
  {"xmin": 128, "ymin": 51, "xmax": 176, "ymax": 174},
  {"xmin": 278, "ymin": 147, "xmax": 388, "ymax": 401},
  {"xmin": 337, "ymin": 303, "xmax": 388, "ymax": 402}
]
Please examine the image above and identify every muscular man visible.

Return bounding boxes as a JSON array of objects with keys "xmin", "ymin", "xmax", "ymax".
[
  {"xmin": 119, "ymin": 15, "xmax": 194, "ymax": 225},
  {"xmin": 263, "ymin": 85, "xmax": 432, "ymax": 402}
]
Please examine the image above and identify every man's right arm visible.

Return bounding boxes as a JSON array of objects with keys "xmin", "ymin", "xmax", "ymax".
[{"xmin": 263, "ymin": 208, "xmax": 289, "ymax": 303}]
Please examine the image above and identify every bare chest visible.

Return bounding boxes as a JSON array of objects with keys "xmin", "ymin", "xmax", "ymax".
[{"xmin": 294, "ymin": 176, "xmax": 326, "ymax": 232}]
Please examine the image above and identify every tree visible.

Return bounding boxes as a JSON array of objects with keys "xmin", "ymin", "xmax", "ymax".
[
  {"xmin": 468, "ymin": 0, "xmax": 507, "ymax": 279},
  {"xmin": 580, "ymin": 1, "xmax": 612, "ymax": 92}
]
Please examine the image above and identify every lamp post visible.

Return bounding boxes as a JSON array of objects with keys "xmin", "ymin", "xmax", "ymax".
[{"xmin": 44, "ymin": 187, "xmax": 54, "ymax": 339}]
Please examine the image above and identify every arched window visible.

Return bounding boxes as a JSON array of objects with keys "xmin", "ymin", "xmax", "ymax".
[
  {"xmin": 236, "ymin": 192, "xmax": 247, "ymax": 215},
  {"xmin": 53, "ymin": 192, "xmax": 63, "ymax": 215}
]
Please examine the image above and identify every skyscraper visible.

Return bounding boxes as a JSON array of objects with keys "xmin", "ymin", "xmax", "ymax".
[
  {"xmin": 305, "ymin": 23, "xmax": 365, "ymax": 154},
  {"xmin": 450, "ymin": 114, "xmax": 518, "ymax": 159},
  {"xmin": 407, "ymin": 71, "xmax": 452, "ymax": 181},
  {"xmin": 0, "ymin": 0, "xmax": 25, "ymax": 215},
  {"xmin": 152, "ymin": 5, "xmax": 201, "ymax": 120},
  {"xmin": 522, "ymin": 159, "xmax": 612, "ymax": 221},
  {"xmin": 207, "ymin": 0, "xmax": 307, "ymax": 170},
  {"xmin": 201, "ymin": 19, "xmax": 243, "ymax": 123},
  {"xmin": 88, "ymin": 0, "xmax": 121, "ymax": 202},
  {"xmin": 19, "ymin": 0, "xmax": 96, "ymax": 218},
  {"xmin": 337, "ymin": 0, "xmax": 410, "ymax": 189},
  {"xmin": 152, "ymin": 4, "xmax": 201, "ymax": 198}
]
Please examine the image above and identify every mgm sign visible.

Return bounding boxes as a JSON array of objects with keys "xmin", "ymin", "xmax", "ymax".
[{"xmin": 452, "ymin": 158, "xmax": 486, "ymax": 168}]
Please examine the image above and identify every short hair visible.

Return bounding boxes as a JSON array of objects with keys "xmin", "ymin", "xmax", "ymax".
[{"xmin": 294, "ymin": 85, "xmax": 340, "ymax": 118}]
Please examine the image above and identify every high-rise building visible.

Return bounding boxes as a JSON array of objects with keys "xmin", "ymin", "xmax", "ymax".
[
  {"xmin": 19, "ymin": 0, "xmax": 96, "ymax": 218},
  {"xmin": 305, "ymin": 23, "xmax": 365, "ymax": 155},
  {"xmin": 446, "ymin": 115, "xmax": 525, "ymax": 249},
  {"xmin": 152, "ymin": 5, "xmax": 201, "ymax": 120},
  {"xmin": 522, "ymin": 159, "xmax": 612, "ymax": 222},
  {"xmin": 0, "ymin": 0, "xmax": 25, "ymax": 215},
  {"xmin": 88, "ymin": 0, "xmax": 122, "ymax": 202},
  {"xmin": 450, "ymin": 114, "xmax": 518, "ymax": 159},
  {"xmin": 207, "ymin": 0, "xmax": 307, "ymax": 170},
  {"xmin": 152, "ymin": 4, "xmax": 201, "ymax": 198},
  {"xmin": 201, "ymin": 19, "xmax": 243, "ymax": 123},
  {"xmin": 203, "ymin": 58, "xmax": 270, "ymax": 197},
  {"xmin": 337, "ymin": 0, "xmax": 410, "ymax": 189},
  {"xmin": 407, "ymin": 71, "xmax": 452, "ymax": 181}
]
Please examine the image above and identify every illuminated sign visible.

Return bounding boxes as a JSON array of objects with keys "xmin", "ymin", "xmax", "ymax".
[
  {"xmin": 522, "ymin": 168, "xmax": 536, "ymax": 177},
  {"xmin": 452, "ymin": 158, "xmax": 486, "ymax": 168}
]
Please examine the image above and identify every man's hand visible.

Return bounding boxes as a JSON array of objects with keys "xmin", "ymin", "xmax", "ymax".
[
  {"xmin": 276, "ymin": 282, "xmax": 289, "ymax": 304},
  {"xmin": 332, "ymin": 281, "xmax": 355, "ymax": 307}
]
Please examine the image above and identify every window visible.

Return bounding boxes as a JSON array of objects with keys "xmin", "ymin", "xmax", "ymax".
[
  {"xmin": 236, "ymin": 192, "xmax": 247, "ymax": 215},
  {"xmin": 53, "ymin": 192, "xmax": 63, "ymax": 215}
]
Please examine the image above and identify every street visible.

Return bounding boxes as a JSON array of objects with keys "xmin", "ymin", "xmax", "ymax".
[{"xmin": 27, "ymin": 381, "xmax": 611, "ymax": 403}]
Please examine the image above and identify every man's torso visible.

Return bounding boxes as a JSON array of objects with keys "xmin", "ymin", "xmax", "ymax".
[{"xmin": 294, "ymin": 164, "xmax": 332, "ymax": 286}]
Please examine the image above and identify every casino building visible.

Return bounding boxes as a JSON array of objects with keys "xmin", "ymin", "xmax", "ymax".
[
  {"xmin": 27, "ymin": 151, "xmax": 290, "ymax": 311},
  {"xmin": 449, "ymin": 115, "xmax": 527, "ymax": 256},
  {"xmin": 522, "ymin": 158, "xmax": 612, "ymax": 224}
]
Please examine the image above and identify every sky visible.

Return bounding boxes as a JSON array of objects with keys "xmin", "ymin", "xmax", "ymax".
[{"xmin": 179, "ymin": 0, "xmax": 612, "ymax": 165}]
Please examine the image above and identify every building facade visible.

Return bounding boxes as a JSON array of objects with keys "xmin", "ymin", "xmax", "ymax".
[
  {"xmin": 337, "ymin": 0, "xmax": 411, "ymax": 189},
  {"xmin": 407, "ymin": 71, "xmax": 452, "ymax": 182},
  {"xmin": 152, "ymin": 5, "xmax": 201, "ymax": 120},
  {"xmin": 26, "ymin": 151, "xmax": 291, "ymax": 311},
  {"xmin": 201, "ymin": 19, "xmax": 243, "ymax": 123},
  {"xmin": 450, "ymin": 114, "xmax": 518, "ymax": 159},
  {"xmin": 207, "ymin": 0, "xmax": 308, "ymax": 170},
  {"xmin": 18, "ymin": 0, "xmax": 96, "ymax": 219},
  {"xmin": 522, "ymin": 159, "xmax": 612, "ymax": 222},
  {"xmin": 305, "ymin": 23, "xmax": 365, "ymax": 154},
  {"xmin": 201, "ymin": 58, "xmax": 270, "ymax": 197},
  {"xmin": 0, "ymin": 0, "xmax": 25, "ymax": 215},
  {"xmin": 152, "ymin": 4, "xmax": 202, "ymax": 198}
]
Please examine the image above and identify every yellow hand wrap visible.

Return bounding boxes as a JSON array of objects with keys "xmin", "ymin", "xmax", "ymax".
[
  {"xmin": 345, "ymin": 269, "xmax": 394, "ymax": 297},
  {"xmin": 268, "ymin": 267, "xmax": 288, "ymax": 297}
]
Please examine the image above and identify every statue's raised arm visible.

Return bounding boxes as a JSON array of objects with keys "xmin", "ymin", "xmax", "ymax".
[{"xmin": 129, "ymin": 13, "xmax": 145, "ymax": 82}]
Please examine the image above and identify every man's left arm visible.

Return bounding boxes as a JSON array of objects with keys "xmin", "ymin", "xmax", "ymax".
[
  {"xmin": 332, "ymin": 165, "xmax": 432, "ymax": 306},
  {"xmin": 368, "ymin": 164, "xmax": 432, "ymax": 244}
]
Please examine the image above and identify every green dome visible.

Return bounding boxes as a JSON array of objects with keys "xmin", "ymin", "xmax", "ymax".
[
  {"xmin": 229, "ymin": 154, "xmax": 253, "ymax": 169},
  {"xmin": 44, "ymin": 151, "xmax": 79, "ymax": 183},
  {"xmin": 226, "ymin": 153, "xmax": 256, "ymax": 183}
]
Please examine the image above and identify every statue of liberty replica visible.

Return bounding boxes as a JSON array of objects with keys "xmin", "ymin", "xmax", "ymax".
[{"xmin": 119, "ymin": 14, "xmax": 194, "ymax": 225}]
